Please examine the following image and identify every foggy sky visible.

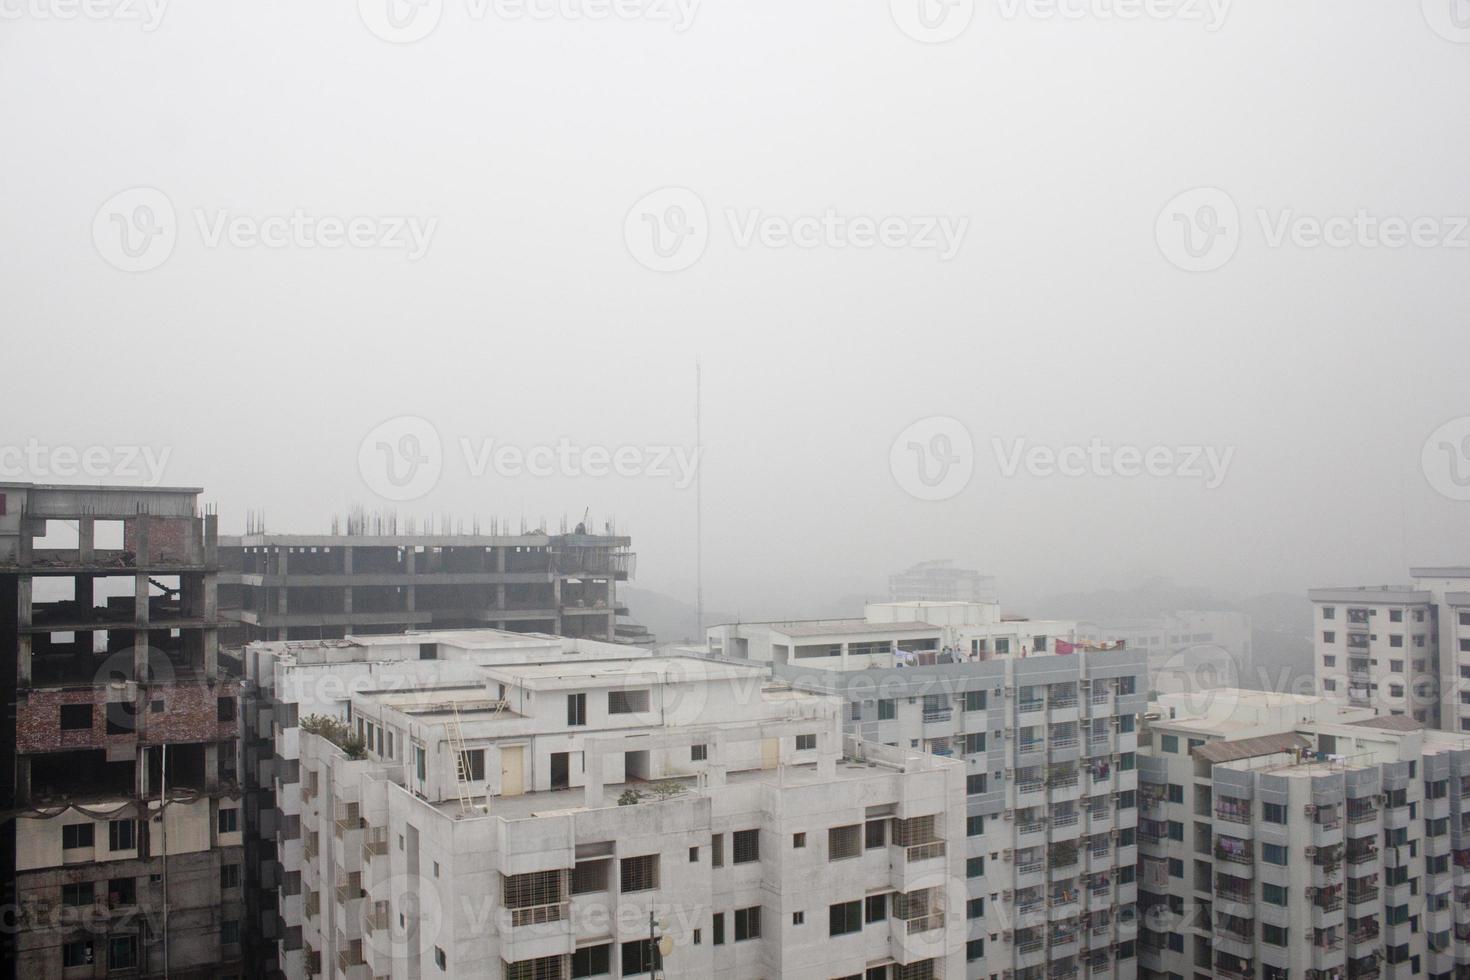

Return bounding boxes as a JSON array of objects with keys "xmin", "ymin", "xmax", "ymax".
[{"xmin": 4, "ymin": 1, "xmax": 1470, "ymax": 619}]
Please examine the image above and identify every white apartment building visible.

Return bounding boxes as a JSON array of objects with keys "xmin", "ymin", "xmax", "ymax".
[
  {"xmin": 889, "ymin": 561, "xmax": 998, "ymax": 605},
  {"xmin": 711, "ymin": 601, "xmax": 1150, "ymax": 980},
  {"xmin": 245, "ymin": 630, "xmax": 969, "ymax": 979},
  {"xmin": 1309, "ymin": 571, "xmax": 1464, "ymax": 728},
  {"xmin": 1140, "ymin": 688, "xmax": 1470, "ymax": 980}
]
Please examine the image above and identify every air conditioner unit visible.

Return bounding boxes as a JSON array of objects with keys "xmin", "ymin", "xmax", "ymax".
[
  {"xmin": 1003, "ymin": 889, "xmax": 1013, "ymax": 901},
  {"xmin": 1003, "ymin": 849, "xmax": 1013, "ymax": 861},
  {"xmin": 1304, "ymin": 804, "xmax": 1318, "ymax": 816},
  {"xmin": 1003, "ymin": 810, "xmax": 1014, "ymax": 821},
  {"xmin": 1305, "ymin": 886, "xmax": 1318, "ymax": 898},
  {"xmin": 1110, "ymin": 830, "xmax": 1120, "ymax": 841},
  {"xmin": 1305, "ymin": 846, "xmax": 1318, "ymax": 858},
  {"xmin": 1003, "ymin": 932, "xmax": 1014, "ymax": 943},
  {"xmin": 1374, "ymin": 793, "xmax": 1387, "ymax": 804}
]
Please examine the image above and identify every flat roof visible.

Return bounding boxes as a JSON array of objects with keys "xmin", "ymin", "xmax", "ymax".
[
  {"xmin": 0, "ymin": 481, "xmax": 204, "ymax": 493},
  {"xmin": 483, "ymin": 656, "xmax": 771, "ymax": 688},
  {"xmin": 1411, "ymin": 567, "xmax": 1470, "ymax": 579},
  {"xmin": 1344, "ymin": 715, "xmax": 1423, "ymax": 733},
  {"xmin": 1308, "ymin": 587, "xmax": 1430, "ymax": 603},
  {"xmin": 767, "ymin": 619, "xmax": 941, "ymax": 637},
  {"xmin": 1194, "ymin": 733, "xmax": 1310, "ymax": 764}
]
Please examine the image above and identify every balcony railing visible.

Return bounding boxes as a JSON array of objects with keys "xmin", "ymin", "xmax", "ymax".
[
  {"xmin": 509, "ymin": 902, "xmax": 569, "ymax": 928},
  {"xmin": 904, "ymin": 841, "xmax": 946, "ymax": 863},
  {"xmin": 1347, "ymin": 887, "xmax": 1379, "ymax": 905},
  {"xmin": 1019, "ymin": 700, "xmax": 1045, "ymax": 714},
  {"xmin": 922, "ymin": 709, "xmax": 953, "ymax": 723},
  {"xmin": 903, "ymin": 912, "xmax": 945, "ymax": 934}
]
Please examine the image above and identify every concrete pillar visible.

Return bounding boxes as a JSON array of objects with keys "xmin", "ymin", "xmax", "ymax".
[
  {"xmin": 17, "ymin": 575, "xmax": 31, "ymax": 629},
  {"xmin": 496, "ymin": 548, "xmax": 506, "ymax": 611},
  {"xmin": 205, "ymin": 744, "xmax": 219, "ymax": 791},
  {"xmin": 343, "ymin": 548, "xmax": 353, "ymax": 614},
  {"xmin": 15, "ymin": 757, "xmax": 30, "ymax": 804},
  {"xmin": 133, "ymin": 515, "xmax": 150, "ymax": 565},
  {"xmin": 17, "ymin": 634, "xmax": 31, "ymax": 685},
  {"xmin": 134, "ymin": 628, "xmax": 149, "ymax": 682},
  {"xmin": 78, "ymin": 518, "xmax": 95, "ymax": 563},
  {"xmin": 276, "ymin": 549, "xmax": 289, "ymax": 618},
  {"xmin": 405, "ymin": 548, "xmax": 416, "ymax": 613}
]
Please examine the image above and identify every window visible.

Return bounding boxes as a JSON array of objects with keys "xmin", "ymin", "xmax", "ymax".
[
  {"xmin": 109, "ymin": 877, "xmax": 135, "ymax": 905},
  {"xmin": 571, "ymin": 860, "xmax": 609, "ymax": 894},
  {"xmin": 711, "ymin": 834, "xmax": 723, "ymax": 867},
  {"xmin": 221, "ymin": 920, "xmax": 240, "ymax": 945},
  {"xmin": 964, "ymin": 690, "xmax": 986, "ymax": 711},
  {"xmin": 108, "ymin": 819, "xmax": 135, "ymax": 851},
  {"xmin": 608, "ymin": 689, "xmax": 650, "ymax": 714},
  {"xmin": 850, "ymin": 702, "xmax": 862, "ymax": 721},
  {"xmin": 734, "ymin": 905, "xmax": 761, "ymax": 941},
  {"xmin": 865, "ymin": 893, "xmax": 887, "ymax": 922},
  {"xmin": 963, "ymin": 732, "xmax": 986, "ymax": 754},
  {"xmin": 967, "ymin": 815, "xmax": 984, "ymax": 837},
  {"xmin": 63, "ymin": 940, "xmax": 92, "ymax": 968},
  {"xmin": 62, "ymin": 823, "xmax": 94, "ymax": 849},
  {"xmin": 877, "ymin": 699, "xmax": 895, "ymax": 720},
  {"xmin": 1262, "ymin": 923, "xmax": 1288, "ymax": 946},
  {"xmin": 62, "ymin": 882, "xmax": 95, "ymax": 906},
  {"xmin": 415, "ymin": 746, "xmax": 426, "ymax": 782},
  {"xmin": 431, "ymin": 947, "xmax": 446, "ymax": 971},
  {"xmin": 829, "ymin": 824, "xmax": 862, "ymax": 860},
  {"xmin": 59, "ymin": 704, "xmax": 93, "ymax": 730},
  {"xmin": 967, "ymin": 773, "xmax": 988, "ymax": 794},
  {"xmin": 1167, "ymin": 784, "xmax": 1184, "ymax": 804},
  {"xmin": 570, "ymin": 944, "xmax": 611, "ymax": 979},
  {"xmin": 796, "ymin": 733, "xmax": 816, "ymax": 751},
  {"xmin": 1390, "ymin": 635, "xmax": 1404, "ymax": 648},
  {"xmin": 732, "ymin": 829, "xmax": 760, "ymax": 864},
  {"xmin": 1323, "ymin": 606, "xmax": 1336, "ymax": 619},
  {"xmin": 1261, "ymin": 802, "xmax": 1286, "ymax": 824},
  {"xmin": 619, "ymin": 938, "xmax": 656, "ymax": 973},
  {"xmin": 967, "ymin": 898, "xmax": 984, "ymax": 919},
  {"xmin": 865, "ymin": 819, "xmax": 886, "ymax": 849},
  {"xmin": 458, "ymin": 749, "xmax": 485, "ymax": 781},
  {"xmin": 1159, "ymin": 734, "xmax": 1179, "ymax": 753},
  {"xmin": 107, "ymin": 937, "xmax": 137, "ymax": 971},
  {"xmin": 712, "ymin": 912, "xmax": 724, "ymax": 945},
  {"xmin": 690, "ymin": 743, "xmax": 707, "ymax": 761},
  {"xmin": 793, "ymin": 832, "xmax": 806, "ymax": 848},
  {"xmin": 567, "ymin": 693, "xmax": 587, "ymax": 726},
  {"xmin": 830, "ymin": 900, "xmax": 863, "ymax": 936},
  {"xmin": 967, "ymin": 938, "xmax": 985, "ymax": 962},
  {"xmin": 1262, "ymin": 882, "xmax": 1287, "ymax": 906},
  {"xmin": 792, "ymin": 910, "xmax": 805, "ymax": 925},
  {"xmin": 1390, "ymin": 609, "xmax": 1404, "ymax": 622},
  {"xmin": 689, "ymin": 846, "xmax": 699, "ymax": 862},
  {"xmin": 217, "ymin": 696, "xmax": 236, "ymax": 722},
  {"xmin": 1262, "ymin": 843, "xmax": 1288, "ymax": 865},
  {"xmin": 218, "ymin": 808, "xmax": 239, "ymax": 834},
  {"xmin": 620, "ymin": 854, "xmax": 659, "ymax": 893},
  {"xmin": 966, "ymin": 857, "xmax": 984, "ymax": 878},
  {"xmin": 221, "ymin": 864, "xmax": 241, "ymax": 888},
  {"xmin": 1323, "ymin": 632, "xmax": 1336, "ymax": 644}
]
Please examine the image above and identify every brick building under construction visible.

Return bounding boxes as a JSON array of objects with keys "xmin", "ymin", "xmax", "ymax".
[{"xmin": 0, "ymin": 482, "xmax": 244, "ymax": 980}]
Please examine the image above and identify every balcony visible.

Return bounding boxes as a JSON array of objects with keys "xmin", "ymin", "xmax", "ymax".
[
  {"xmin": 1347, "ymin": 885, "xmax": 1380, "ymax": 906},
  {"xmin": 363, "ymin": 829, "xmax": 388, "ymax": 862},
  {"xmin": 1019, "ymin": 699, "xmax": 1045, "ymax": 714},
  {"xmin": 1215, "ymin": 839, "xmax": 1253, "ymax": 866}
]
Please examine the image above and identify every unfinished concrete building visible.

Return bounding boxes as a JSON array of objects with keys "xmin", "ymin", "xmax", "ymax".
[
  {"xmin": 219, "ymin": 518, "xmax": 648, "ymax": 648},
  {"xmin": 0, "ymin": 483, "xmax": 244, "ymax": 980}
]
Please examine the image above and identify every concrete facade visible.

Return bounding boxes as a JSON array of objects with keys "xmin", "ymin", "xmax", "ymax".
[
  {"xmin": 220, "ymin": 525, "xmax": 647, "ymax": 647},
  {"xmin": 0, "ymin": 482, "xmax": 243, "ymax": 980},
  {"xmin": 1140, "ymin": 688, "xmax": 1470, "ymax": 980},
  {"xmin": 1311, "ymin": 578, "xmax": 1443, "ymax": 727},
  {"xmin": 244, "ymin": 633, "xmax": 969, "ymax": 979},
  {"xmin": 713, "ymin": 600, "xmax": 1150, "ymax": 980}
]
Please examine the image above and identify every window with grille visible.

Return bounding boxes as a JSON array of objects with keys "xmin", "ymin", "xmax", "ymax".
[
  {"xmin": 608, "ymin": 689, "xmax": 650, "ymax": 714},
  {"xmin": 894, "ymin": 960, "xmax": 936, "ymax": 980},
  {"xmin": 458, "ymin": 749, "xmax": 485, "ymax": 781},
  {"xmin": 506, "ymin": 955, "xmax": 565, "ymax": 980},
  {"xmin": 691, "ymin": 743, "xmax": 708, "ymax": 761},
  {"xmin": 504, "ymin": 870, "xmax": 566, "ymax": 924},
  {"xmin": 865, "ymin": 819, "xmax": 886, "ymax": 849},
  {"xmin": 620, "ymin": 854, "xmax": 659, "ymax": 893},
  {"xmin": 570, "ymin": 860, "xmax": 608, "ymax": 894},
  {"xmin": 711, "ymin": 834, "xmax": 723, "ymax": 867},
  {"xmin": 732, "ymin": 829, "xmax": 760, "ymax": 864},
  {"xmin": 828, "ymin": 825, "xmax": 862, "ymax": 860},
  {"xmin": 796, "ymin": 733, "xmax": 816, "ymax": 750},
  {"xmin": 734, "ymin": 906, "xmax": 761, "ymax": 941}
]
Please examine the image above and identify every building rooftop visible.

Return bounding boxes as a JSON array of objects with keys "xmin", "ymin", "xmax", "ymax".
[
  {"xmin": 481, "ymin": 655, "xmax": 772, "ymax": 689},
  {"xmin": 1308, "ymin": 586, "xmax": 1431, "ymax": 602},
  {"xmin": 1193, "ymin": 732, "xmax": 1311, "ymax": 765},
  {"xmin": 1344, "ymin": 715, "xmax": 1424, "ymax": 733}
]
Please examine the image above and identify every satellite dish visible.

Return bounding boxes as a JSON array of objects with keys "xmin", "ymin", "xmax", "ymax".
[{"xmin": 657, "ymin": 935, "xmax": 674, "ymax": 957}]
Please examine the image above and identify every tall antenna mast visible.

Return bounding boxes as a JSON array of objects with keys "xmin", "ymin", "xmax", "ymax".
[{"xmin": 695, "ymin": 359, "xmax": 704, "ymax": 642}]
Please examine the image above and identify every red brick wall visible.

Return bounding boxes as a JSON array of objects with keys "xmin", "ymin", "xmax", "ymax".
[
  {"xmin": 17, "ymin": 680, "xmax": 240, "ymax": 753},
  {"xmin": 123, "ymin": 517, "xmax": 193, "ymax": 562}
]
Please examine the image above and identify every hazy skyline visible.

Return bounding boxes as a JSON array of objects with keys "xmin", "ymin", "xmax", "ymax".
[{"xmin": 5, "ymin": 1, "xmax": 1470, "ymax": 619}]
